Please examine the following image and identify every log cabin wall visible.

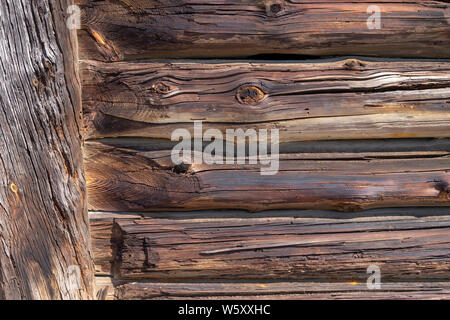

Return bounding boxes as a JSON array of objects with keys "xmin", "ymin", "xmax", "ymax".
[{"xmin": 76, "ymin": 0, "xmax": 450, "ymax": 299}]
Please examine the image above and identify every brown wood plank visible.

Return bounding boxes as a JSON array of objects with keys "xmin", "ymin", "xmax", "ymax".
[
  {"xmin": 76, "ymin": 0, "xmax": 450, "ymax": 60},
  {"xmin": 84, "ymin": 141, "xmax": 450, "ymax": 212},
  {"xmin": 0, "ymin": 0, "xmax": 94, "ymax": 299},
  {"xmin": 112, "ymin": 281, "xmax": 450, "ymax": 300},
  {"xmin": 92, "ymin": 215, "xmax": 450, "ymax": 281},
  {"xmin": 81, "ymin": 59, "xmax": 450, "ymax": 141}
]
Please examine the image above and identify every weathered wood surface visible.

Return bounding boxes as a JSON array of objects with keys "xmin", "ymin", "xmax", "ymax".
[
  {"xmin": 93, "ymin": 215, "xmax": 450, "ymax": 281},
  {"xmin": 91, "ymin": 213, "xmax": 141, "ymax": 275},
  {"xmin": 90, "ymin": 208, "xmax": 450, "ymax": 278},
  {"xmin": 0, "ymin": 0, "xmax": 94, "ymax": 299},
  {"xmin": 85, "ymin": 141, "xmax": 450, "ymax": 212},
  {"xmin": 112, "ymin": 281, "xmax": 450, "ymax": 300},
  {"xmin": 76, "ymin": 0, "xmax": 450, "ymax": 60},
  {"xmin": 82, "ymin": 59, "xmax": 450, "ymax": 141},
  {"xmin": 94, "ymin": 277, "xmax": 450, "ymax": 300}
]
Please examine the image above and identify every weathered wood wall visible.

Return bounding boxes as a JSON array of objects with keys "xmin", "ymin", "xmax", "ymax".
[
  {"xmin": 0, "ymin": 0, "xmax": 94, "ymax": 299},
  {"xmin": 78, "ymin": 0, "xmax": 450, "ymax": 300}
]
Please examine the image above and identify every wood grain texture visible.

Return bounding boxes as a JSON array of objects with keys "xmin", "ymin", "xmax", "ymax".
[
  {"xmin": 76, "ymin": 0, "xmax": 450, "ymax": 60},
  {"xmin": 100, "ymin": 215, "xmax": 450, "ymax": 281},
  {"xmin": 81, "ymin": 59, "xmax": 450, "ymax": 141},
  {"xmin": 114, "ymin": 281, "xmax": 450, "ymax": 300},
  {"xmin": 90, "ymin": 212, "xmax": 141, "ymax": 275},
  {"xmin": 0, "ymin": 0, "xmax": 94, "ymax": 299},
  {"xmin": 85, "ymin": 141, "xmax": 450, "ymax": 212},
  {"xmin": 89, "ymin": 208, "xmax": 450, "ymax": 279}
]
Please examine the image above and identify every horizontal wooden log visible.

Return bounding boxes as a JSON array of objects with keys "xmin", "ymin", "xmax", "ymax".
[
  {"xmin": 90, "ymin": 138, "xmax": 450, "ymax": 154},
  {"xmin": 85, "ymin": 141, "xmax": 450, "ymax": 212},
  {"xmin": 81, "ymin": 59, "xmax": 450, "ymax": 140},
  {"xmin": 76, "ymin": 0, "xmax": 450, "ymax": 60},
  {"xmin": 106, "ymin": 215, "xmax": 450, "ymax": 281},
  {"xmin": 89, "ymin": 208, "xmax": 450, "ymax": 279},
  {"xmin": 113, "ymin": 281, "xmax": 450, "ymax": 300}
]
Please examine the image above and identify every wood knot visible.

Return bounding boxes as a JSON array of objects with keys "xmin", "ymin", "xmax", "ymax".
[
  {"xmin": 10, "ymin": 183, "xmax": 18, "ymax": 194},
  {"xmin": 265, "ymin": 0, "xmax": 284, "ymax": 17},
  {"xmin": 151, "ymin": 81, "xmax": 171, "ymax": 95},
  {"xmin": 434, "ymin": 180, "xmax": 450, "ymax": 199},
  {"xmin": 173, "ymin": 162, "xmax": 191, "ymax": 174},
  {"xmin": 343, "ymin": 59, "xmax": 366, "ymax": 71},
  {"xmin": 336, "ymin": 202, "xmax": 363, "ymax": 212},
  {"xmin": 237, "ymin": 85, "xmax": 266, "ymax": 104}
]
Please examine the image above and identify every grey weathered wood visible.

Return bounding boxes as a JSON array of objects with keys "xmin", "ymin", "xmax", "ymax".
[{"xmin": 0, "ymin": 0, "xmax": 94, "ymax": 299}]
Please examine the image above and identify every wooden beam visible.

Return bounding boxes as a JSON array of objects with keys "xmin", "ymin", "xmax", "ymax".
[
  {"xmin": 112, "ymin": 281, "xmax": 450, "ymax": 300},
  {"xmin": 0, "ymin": 0, "xmax": 94, "ymax": 299},
  {"xmin": 91, "ymin": 213, "xmax": 141, "ymax": 276},
  {"xmin": 81, "ymin": 59, "xmax": 450, "ymax": 141},
  {"xmin": 85, "ymin": 142, "xmax": 450, "ymax": 212},
  {"xmin": 91, "ymin": 214, "xmax": 450, "ymax": 281},
  {"xmin": 76, "ymin": 0, "xmax": 450, "ymax": 60}
]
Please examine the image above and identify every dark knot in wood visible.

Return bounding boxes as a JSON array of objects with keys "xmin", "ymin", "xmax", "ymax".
[
  {"xmin": 336, "ymin": 202, "xmax": 364, "ymax": 212},
  {"xmin": 343, "ymin": 59, "xmax": 366, "ymax": 71},
  {"xmin": 434, "ymin": 180, "xmax": 450, "ymax": 199},
  {"xmin": 152, "ymin": 81, "xmax": 171, "ymax": 95},
  {"xmin": 270, "ymin": 4, "xmax": 281, "ymax": 14},
  {"xmin": 265, "ymin": 0, "xmax": 284, "ymax": 17},
  {"xmin": 237, "ymin": 85, "xmax": 265, "ymax": 105}
]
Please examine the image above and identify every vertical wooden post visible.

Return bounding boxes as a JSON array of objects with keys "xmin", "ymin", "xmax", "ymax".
[{"xmin": 0, "ymin": 0, "xmax": 94, "ymax": 299}]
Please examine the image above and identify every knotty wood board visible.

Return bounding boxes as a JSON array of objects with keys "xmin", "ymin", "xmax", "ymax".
[
  {"xmin": 81, "ymin": 59, "xmax": 450, "ymax": 141},
  {"xmin": 84, "ymin": 141, "xmax": 450, "ymax": 212},
  {"xmin": 76, "ymin": 0, "xmax": 450, "ymax": 60},
  {"xmin": 112, "ymin": 281, "xmax": 450, "ymax": 300}
]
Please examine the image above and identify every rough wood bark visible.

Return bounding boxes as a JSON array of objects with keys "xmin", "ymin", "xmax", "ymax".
[
  {"xmin": 81, "ymin": 59, "xmax": 450, "ymax": 141},
  {"xmin": 85, "ymin": 142, "xmax": 450, "ymax": 212},
  {"xmin": 112, "ymin": 281, "xmax": 450, "ymax": 300},
  {"xmin": 76, "ymin": 0, "xmax": 450, "ymax": 60},
  {"xmin": 97, "ymin": 215, "xmax": 450, "ymax": 281},
  {"xmin": 0, "ymin": 0, "xmax": 94, "ymax": 299}
]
